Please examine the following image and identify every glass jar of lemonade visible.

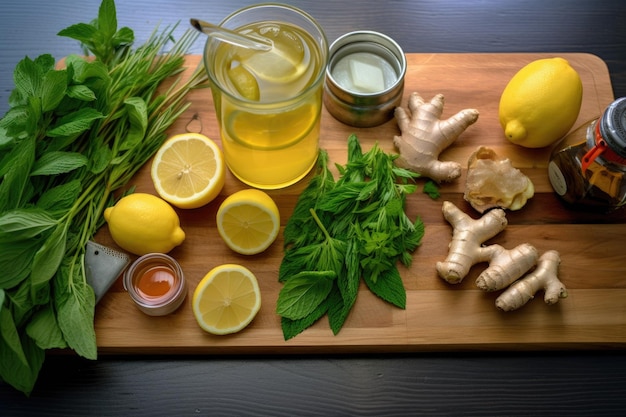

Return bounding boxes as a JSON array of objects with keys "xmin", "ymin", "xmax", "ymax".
[{"xmin": 204, "ymin": 4, "xmax": 328, "ymax": 189}]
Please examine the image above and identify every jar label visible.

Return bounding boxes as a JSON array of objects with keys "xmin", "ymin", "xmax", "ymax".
[{"xmin": 548, "ymin": 161, "xmax": 568, "ymax": 196}]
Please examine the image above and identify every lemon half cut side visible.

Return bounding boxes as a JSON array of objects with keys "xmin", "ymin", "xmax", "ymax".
[
  {"xmin": 151, "ymin": 133, "xmax": 226, "ymax": 209},
  {"xmin": 216, "ymin": 189, "xmax": 280, "ymax": 255},
  {"xmin": 192, "ymin": 264, "xmax": 262, "ymax": 335}
]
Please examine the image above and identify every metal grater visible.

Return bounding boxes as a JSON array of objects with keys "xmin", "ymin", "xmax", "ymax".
[{"xmin": 85, "ymin": 241, "xmax": 130, "ymax": 304}]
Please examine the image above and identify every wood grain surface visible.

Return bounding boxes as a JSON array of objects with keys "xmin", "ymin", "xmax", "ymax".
[{"xmin": 91, "ymin": 52, "xmax": 625, "ymax": 354}]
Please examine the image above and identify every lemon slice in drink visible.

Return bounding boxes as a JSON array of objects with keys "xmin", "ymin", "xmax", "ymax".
[
  {"xmin": 216, "ymin": 189, "xmax": 280, "ymax": 255},
  {"xmin": 151, "ymin": 133, "xmax": 225, "ymax": 209},
  {"xmin": 227, "ymin": 64, "xmax": 260, "ymax": 101},
  {"xmin": 192, "ymin": 264, "xmax": 261, "ymax": 335}
]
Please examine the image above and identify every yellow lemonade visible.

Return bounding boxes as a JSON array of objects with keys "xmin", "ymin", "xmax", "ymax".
[{"xmin": 208, "ymin": 20, "xmax": 327, "ymax": 189}]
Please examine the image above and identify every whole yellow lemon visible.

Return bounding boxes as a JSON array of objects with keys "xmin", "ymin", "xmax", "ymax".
[
  {"xmin": 104, "ymin": 193, "xmax": 185, "ymax": 255},
  {"xmin": 499, "ymin": 57, "xmax": 583, "ymax": 148}
]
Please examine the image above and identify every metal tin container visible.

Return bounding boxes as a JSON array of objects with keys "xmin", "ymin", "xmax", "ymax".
[{"xmin": 323, "ymin": 30, "xmax": 407, "ymax": 127}]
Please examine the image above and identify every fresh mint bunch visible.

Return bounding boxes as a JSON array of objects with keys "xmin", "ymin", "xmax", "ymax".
[
  {"xmin": 0, "ymin": 0, "xmax": 206, "ymax": 395},
  {"xmin": 277, "ymin": 134, "xmax": 425, "ymax": 340}
]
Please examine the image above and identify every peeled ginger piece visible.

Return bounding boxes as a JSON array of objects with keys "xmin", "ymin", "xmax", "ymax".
[{"xmin": 464, "ymin": 146, "xmax": 534, "ymax": 213}]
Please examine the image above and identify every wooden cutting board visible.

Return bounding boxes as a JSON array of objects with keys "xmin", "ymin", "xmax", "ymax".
[{"xmin": 93, "ymin": 53, "xmax": 626, "ymax": 354}]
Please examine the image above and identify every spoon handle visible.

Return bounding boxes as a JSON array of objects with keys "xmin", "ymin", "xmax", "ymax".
[{"xmin": 190, "ymin": 18, "xmax": 273, "ymax": 51}]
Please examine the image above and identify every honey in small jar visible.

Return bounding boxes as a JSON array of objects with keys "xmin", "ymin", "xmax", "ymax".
[
  {"xmin": 548, "ymin": 97, "xmax": 626, "ymax": 211},
  {"xmin": 123, "ymin": 253, "xmax": 187, "ymax": 316}
]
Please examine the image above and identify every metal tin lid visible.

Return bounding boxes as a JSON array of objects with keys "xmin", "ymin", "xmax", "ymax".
[
  {"xmin": 600, "ymin": 97, "xmax": 626, "ymax": 158},
  {"xmin": 323, "ymin": 31, "xmax": 406, "ymax": 127}
]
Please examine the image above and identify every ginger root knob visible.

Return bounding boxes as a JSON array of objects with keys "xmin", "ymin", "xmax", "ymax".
[{"xmin": 394, "ymin": 92, "xmax": 479, "ymax": 183}]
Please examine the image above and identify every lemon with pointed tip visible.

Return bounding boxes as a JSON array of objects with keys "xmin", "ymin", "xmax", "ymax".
[
  {"xmin": 499, "ymin": 57, "xmax": 583, "ymax": 148},
  {"xmin": 104, "ymin": 193, "xmax": 185, "ymax": 255}
]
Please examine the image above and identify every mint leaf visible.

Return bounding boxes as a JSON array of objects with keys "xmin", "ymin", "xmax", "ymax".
[
  {"xmin": 66, "ymin": 55, "xmax": 110, "ymax": 84},
  {"xmin": 120, "ymin": 97, "xmax": 147, "ymax": 150},
  {"xmin": 31, "ymin": 151, "xmax": 88, "ymax": 176},
  {"xmin": 363, "ymin": 267, "xmax": 406, "ymax": 309},
  {"xmin": 36, "ymin": 180, "xmax": 82, "ymax": 211},
  {"xmin": 55, "ymin": 264, "xmax": 97, "ymax": 360},
  {"xmin": 57, "ymin": 23, "xmax": 98, "ymax": 44},
  {"xmin": 276, "ymin": 271, "xmax": 335, "ymax": 320},
  {"xmin": 41, "ymin": 69, "xmax": 68, "ymax": 112},
  {"xmin": 0, "ymin": 136, "xmax": 36, "ymax": 212},
  {"xmin": 13, "ymin": 56, "xmax": 43, "ymax": 98},
  {"xmin": 281, "ymin": 299, "xmax": 329, "ymax": 341},
  {"xmin": 97, "ymin": 0, "xmax": 118, "ymax": 39},
  {"xmin": 26, "ymin": 305, "xmax": 68, "ymax": 350},
  {"xmin": 0, "ymin": 208, "xmax": 57, "ymax": 240},
  {"xmin": 112, "ymin": 26, "xmax": 134, "ymax": 47},
  {"xmin": 0, "ymin": 306, "xmax": 28, "ymax": 366},
  {"xmin": 67, "ymin": 84, "xmax": 96, "ymax": 101},
  {"xmin": 46, "ymin": 107, "xmax": 104, "ymax": 137},
  {"xmin": 423, "ymin": 180, "xmax": 440, "ymax": 199},
  {"xmin": 30, "ymin": 224, "xmax": 67, "ymax": 293},
  {"xmin": 327, "ymin": 286, "xmax": 351, "ymax": 335},
  {"xmin": 0, "ymin": 240, "xmax": 41, "ymax": 289},
  {"xmin": 0, "ymin": 329, "xmax": 44, "ymax": 396}
]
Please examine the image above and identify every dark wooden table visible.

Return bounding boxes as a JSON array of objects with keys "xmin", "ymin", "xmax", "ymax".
[{"xmin": 2, "ymin": 0, "xmax": 626, "ymax": 415}]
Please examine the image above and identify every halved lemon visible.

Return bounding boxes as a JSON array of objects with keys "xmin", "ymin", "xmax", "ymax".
[
  {"xmin": 216, "ymin": 189, "xmax": 280, "ymax": 255},
  {"xmin": 151, "ymin": 133, "xmax": 225, "ymax": 209},
  {"xmin": 192, "ymin": 264, "xmax": 261, "ymax": 335}
]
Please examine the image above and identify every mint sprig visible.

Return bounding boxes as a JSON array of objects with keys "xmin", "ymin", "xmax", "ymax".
[{"xmin": 276, "ymin": 134, "xmax": 425, "ymax": 339}]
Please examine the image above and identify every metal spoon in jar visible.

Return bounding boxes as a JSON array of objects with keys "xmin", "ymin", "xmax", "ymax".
[{"xmin": 190, "ymin": 18, "xmax": 273, "ymax": 51}]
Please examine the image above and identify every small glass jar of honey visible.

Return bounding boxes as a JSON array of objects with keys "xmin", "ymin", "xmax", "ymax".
[{"xmin": 123, "ymin": 253, "xmax": 187, "ymax": 316}]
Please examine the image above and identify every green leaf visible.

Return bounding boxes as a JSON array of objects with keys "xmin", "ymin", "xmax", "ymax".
[
  {"xmin": 66, "ymin": 84, "xmax": 96, "ymax": 101},
  {"xmin": 66, "ymin": 55, "xmax": 110, "ymax": 84},
  {"xmin": 0, "ymin": 306, "xmax": 28, "ymax": 366},
  {"xmin": 30, "ymin": 224, "xmax": 67, "ymax": 299},
  {"xmin": 0, "ymin": 106, "xmax": 28, "ymax": 136},
  {"xmin": 363, "ymin": 267, "xmax": 406, "ymax": 309},
  {"xmin": 41, "ymin": 69, "xmax": 68, "ymax": 112},
  {"xmin": 120, "ymin": 97, "xmax": 148, "ymax": 150},
  {"xmin": 36, "ymin": 180, "xmax": 82, "ymax": 211},
  {"xmin": 13, "ymin": 56, "xmax": 43, "ymax": 99},
  {"xmin": 337, "ymin": 240, "xmax": 360, "ymax": 309},
  {"xmin": 26, "ymin": 304, "xmax": 67, "ymax": 350},
  {"xmin": 327, "ymin": 285, "xmax": 352, "ymax": 335},
  {"xmin": 30, "ymin": 151, "xmax": 88, "ymax": 176},
  {"xmin": 88, "ymin": 139, "xmax": 113, "ymax": 174},
  {"xmin": 46, "ymin": 107, "xmax": 104, "ymax": 138},
  {"xmin": 0, "ymin": 239, "xmax": 41, "ymax": 289},
  {"xmin": 0, "ymin": 208, "xmax": 57, "ymax": 240},
  {"xmin": 98, "ymin": 0, "xmax": 118, "ymax": 39},
  {"xmin": 57, "ymin": 23, "xmax": 98, "ymax": 44},
  {"xmin": 55, "ymin": 263, "xmax": 97, "ymax": 359},
  {"xmin": 276, "ymin": 271, "xmax": 335, "ymax": 320},
  {"xmin": 0, "ymin": 135, "xmax": 35, "ymax": 212},
  {"xmin": 6, "ymin": 279, "xmax": 35, "ymax": 326},
  {"xmin": 281, "ymin": 298, "xmax": 329, "ymax": 341},
  {"xmin": 112, "ymin": 26, "xmax": 134, "ymax": 47},
  {"xmin": 0, "ymin": 328, "xmax": 44, "ymax": 395},
  {"xmin": 423, "ymin": 180, "xmax": 441, "ymax": 199}
]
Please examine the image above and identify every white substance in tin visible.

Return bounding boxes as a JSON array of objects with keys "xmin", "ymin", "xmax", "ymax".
[{"xmin": 331, "ymin": 51, "xmax": 397, "ymax": 94}]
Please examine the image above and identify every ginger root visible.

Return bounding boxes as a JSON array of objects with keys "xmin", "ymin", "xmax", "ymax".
[
  {"xmin": 436, "ymin": 201, "xmax": 508, "ymax": 284},
  {"xmin": 437, "ymin": 201, "xmax": 568, "ymax": 311},
  {"xmin": 475, "ymin": 243, "xmax": 538, "ymax": 291},
  {"xmin": 464, "ymin": 146, "xmax": 534, "ymax": 213},
  {"xmin": 394, "ymin": 92, "xmax": 479, "ymax": 183},
  {"xmin": 495, "ymin": 250, "xmax": 568, "ymax": 311}
]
